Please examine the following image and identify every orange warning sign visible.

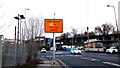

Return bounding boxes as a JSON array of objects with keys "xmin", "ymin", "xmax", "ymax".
[{"xmin": 44, "ymin": 19, "xmax": 63, "ymax": 33}]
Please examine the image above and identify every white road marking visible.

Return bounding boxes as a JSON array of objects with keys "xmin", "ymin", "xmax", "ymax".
[
  {"xmin": 55, "ymin": 52, "xmax": 63, "ymax": 54},
  {"xmin": 81, "ymin": 56, "xmax": 88, "ymax": 60},
  {"xmin": 103, "ymin": 62, "xmax": 120, "ymax": 67},
  {"xmin": 99, "ymin": 54, "xmax": 107, "ymax": 56},
  {"xmin": 42, "ymin": 55, "xmax": 64, "ymax": 58},
  {"xmin": 42, "ymin": 56, "xmax": 52, "ymax": 57},
  {"xmin": 90, "ymin": 53, "xmax": 107, "ymax": 56},
  {"xmin": 81, "ymin": 56, "xmax": 100, "ymax": 61},
  {"xmin": 64, "ymin": 55, "xmax": 72, "ymax": 57},
  {"xmin": 92, "ymin": 59, "xmax": 97, "ymax": 61},
  {"xmin": 65, "ymin": 54, "xmax": 81, "ymax": 57}
]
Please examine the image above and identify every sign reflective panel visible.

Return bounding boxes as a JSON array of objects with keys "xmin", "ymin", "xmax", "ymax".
[{"xmin": 44, "ymin": 19, "xmax": 63, "ymax": 33}]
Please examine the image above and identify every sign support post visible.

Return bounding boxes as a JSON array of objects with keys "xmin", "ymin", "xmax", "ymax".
[
  {"xmin": 53, "ymin": 13, "xmax": 56, "ymax": 64},
  {"xmin": 44, "ymin": 15, "xmax": 63, "ymax": 64},
  {"xmin": 53, "ymin": 32, "xmax": 55, "ymax": 64}
]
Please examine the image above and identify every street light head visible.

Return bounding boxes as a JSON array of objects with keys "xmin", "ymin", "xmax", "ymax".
[
  {"xmin": 20, "ymin": 15, "xmax": 25, "ymax": 19},
  {"xmin": 107, "ymin": 5, "xmax": 110, "ymax": 7},
  {"xmin": 27, "ymin": 8, "xmax": 30, "ymax": 10},
  {"xmin": 14, "ymin": 16, "xmax": 19, "ymax": 20},
  {"xmin": 87, "ymin": 27, "xmax": 89, "ymax": 30},
  {"xmin": 25, "ymin": 8, "xmax": 30, "ymax": 10},
  {"xmin": 107, "ymin": 5, "xmax": 114, "ymax": 8}
]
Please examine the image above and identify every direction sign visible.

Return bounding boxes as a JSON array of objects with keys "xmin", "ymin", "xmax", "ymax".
[
  {"xmin": 47, "ymin": 39, "xmax": 52, "ymax": 45},
  {"xmin": 44, "ymin": 19, "xmax": 63, "ymax": 33}
]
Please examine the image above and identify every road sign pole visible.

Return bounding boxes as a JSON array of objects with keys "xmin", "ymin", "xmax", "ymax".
[
  {"xmin": 44, "ymin": 15, "xmax": 63, "ymax": 64},
  {"xmin": 53, "ymin": 32, "xmax": 55, "ymax": 64},
  {"xmin": 53, "ymin": 13, "xmax": 55, "ymax": 64}
]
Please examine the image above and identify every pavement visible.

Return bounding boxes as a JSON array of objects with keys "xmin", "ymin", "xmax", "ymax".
[{"xmin": 36, "ymin": 54, "xmax": 68, "ymax": 68}]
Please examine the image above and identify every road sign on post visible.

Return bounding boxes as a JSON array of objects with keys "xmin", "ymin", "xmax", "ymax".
[
  {"xmin": 44, "ymin": 19, "xmax": 63, "ymax": 33},
  {"xmin": 44, "ymin": 19, "xmax": 63, "ymax": 64}
]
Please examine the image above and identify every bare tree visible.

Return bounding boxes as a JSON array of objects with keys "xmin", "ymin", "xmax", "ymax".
[
  {"xmin": 94, "ymin": 23, "xmax": 114, "ymax": 40},
  {"xmin": 24, "ymin": 16, "xmax": 43, "ymax": 40},
  {"xmin": 61, "ymin": 32, "xmax": 70, "ymax": 39},
  {"xmin": 71, "ymin": 27, "xmax": 77, "ymax": 35}
]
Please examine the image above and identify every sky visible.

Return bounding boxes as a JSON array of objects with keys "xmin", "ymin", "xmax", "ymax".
[{"xmin": 0, "ymin": 0, "xmax": 120, "ymax": 39}]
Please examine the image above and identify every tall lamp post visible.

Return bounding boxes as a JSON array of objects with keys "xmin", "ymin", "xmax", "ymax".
[
  {"xmin": 87, "ymin": 27, "xmax": 89, "ymax": 48},
  {"xmin": 107, "ymin": 5, "xmax": 120, "ymax": 64},
  {"xmin": 14, "ymin": 14, "xmax": 25, "ymax": 65},
  {"xmin": 14, "ymin": 14, "xmax": 25, "ymax": 44},
  {"xmin": 107, "ymin": 5, "xmax": 119, "ymax": 46},
  {"xmin": 24, "ymin": 8, "xmax": 30, "ymax": 40}
]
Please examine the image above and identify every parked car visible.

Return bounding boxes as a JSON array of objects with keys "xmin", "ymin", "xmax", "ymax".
[
  {"xmin": 106, "ymin": 47, "xmax": 118, "ymax": 54},
  {"xmin": 70, "ymin": 48, "xmax": 81, "ymax": 54},
  {"xmin": 40, "ymin": 48, "xmax": 47, "ymax": 53},
  {"xmin": 50, "ymin": 47, "xmax": 56, "ymax": 51},
  {"xmin": 77, "ymin": 46, "xmax": 85, "ymax": 50}
]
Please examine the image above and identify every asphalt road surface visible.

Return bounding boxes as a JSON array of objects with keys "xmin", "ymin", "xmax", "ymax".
[{"xmin": 39, "ymin": 50, "xmax": 120, "ymax": 68}]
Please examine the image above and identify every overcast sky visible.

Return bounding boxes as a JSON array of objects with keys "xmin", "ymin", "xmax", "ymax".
[{"xmin": 0, "ymin": 0, "xmax": 120, "ymax": 39}]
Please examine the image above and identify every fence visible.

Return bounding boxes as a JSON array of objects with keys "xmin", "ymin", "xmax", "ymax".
[
  {"xmin": 0, "ymin": 38, "xmax": 3, "ymax": 68},
  {"xmin": 2, "ymin": 40, "xmax": 39, "ymax": 68}
]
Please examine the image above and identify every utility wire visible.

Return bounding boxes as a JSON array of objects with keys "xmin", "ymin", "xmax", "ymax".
[
  {"xmin": 0, "ymin": 23, "xmax": 5, "ymax": 29},
  {"xmin": 0, "ymin": 13, "xmax": 5, "ymax": 29},
  {"xmin": 0, "ymin": 13, "xmax": 4, "ymax": 19},
  {"xmin": 0, "ymin": 1, "xmax": 17, "ymax": 33},
  {"xmin": 0, "ymin": 21, "xmax": 13, "ymax": 33},
  {"xmin": 0, "ymin": 1, "xmax": 17, "ymax": 15}
]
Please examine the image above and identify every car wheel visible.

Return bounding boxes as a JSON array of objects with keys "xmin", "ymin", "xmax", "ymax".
[
  {"xmin": 113, "ymin": 50, "xmax": 115, "ymax": 54},
  {"xmin": 78, "ymin": 53, "xmax": 81, "ymax": 55}
]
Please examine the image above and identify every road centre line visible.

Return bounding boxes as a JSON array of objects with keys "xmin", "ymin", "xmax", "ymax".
[
  {"xmin": 80, "ymin": 56, "xmax": 100, "ymax": 61},
  {"xmin": 102, "ymin": 62, "xmax": 120, "ymax": 67},
  {"xmin": 81, "ymin": 56, "xmax": 120, "ymax": 67}
]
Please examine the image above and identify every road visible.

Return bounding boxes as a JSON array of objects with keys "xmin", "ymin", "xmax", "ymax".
[{"xmin": 39, "ymin": 50, "xmax": 120, "ymax": 68}]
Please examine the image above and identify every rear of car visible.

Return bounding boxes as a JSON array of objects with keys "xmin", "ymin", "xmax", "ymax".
[
  {"xmin": 40, "ymin": 48, "xmax": 47, "ymax": 53},
  {"xmin": 71, "ymin": 48, "xmax": 81, "ymax": 54},
  {"xmin": 106, "ymin": 47, "xmax": 118, "ymax": 54},
  {"xmin": 50, "ymin": 47, "xmax": 56, "ymax": 51}
]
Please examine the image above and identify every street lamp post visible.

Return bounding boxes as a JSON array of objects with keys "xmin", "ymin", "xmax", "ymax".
[
  {"xmin": 24, "ymin": 8, "xmax": 30, "ymax": 63},
  {"xmin": 24, "ymin": 8, "xmax": 30, "ymax": 40},
  {"xmin": 87, "ymin": 27, "xmax": 89, "ymax": 48},
  {"xmin": 107, "ymin": 5, "xmax": 120, "ymax": 64},
  {"xmin": 14, "ymin": 14, "xmax": 20, "ymax": 44},
  {"xmin": 14, "ymin": 14, "xmax": 25, "ymax": 44},
  {"xmin": 107, "ymin": 5, "xmax": 119, "ymax": 46},
  {"xmin": 14, "ymin": 14, "xmax": 25, "ymax": 65}
]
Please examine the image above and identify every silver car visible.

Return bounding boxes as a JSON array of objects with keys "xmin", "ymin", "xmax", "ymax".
[
  {"xmin": 106, "ymin": 47, "xmax": 118, "ymax": 54},
  {"xmin": 70, "ymin": 48, "xmax": 81, "ymax": 54},
  {"xmin": 40, "ymin": 48, "xmax": 47, "ymax": 53}
]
